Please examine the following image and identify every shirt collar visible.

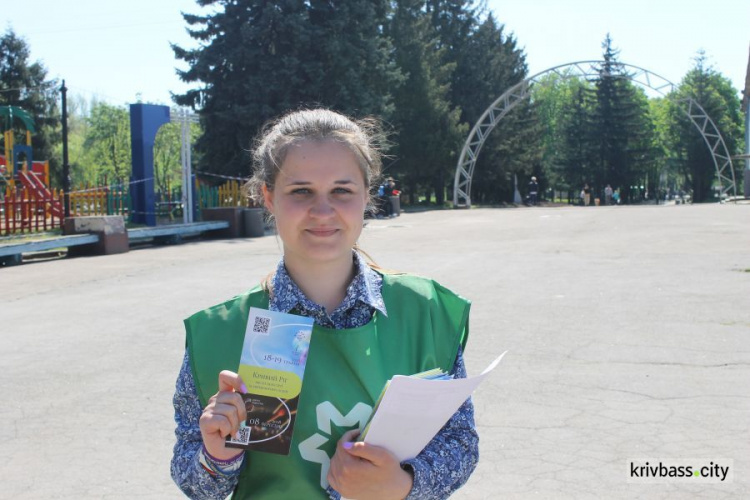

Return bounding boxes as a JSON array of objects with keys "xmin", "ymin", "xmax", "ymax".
[{"xmin": 269, "ymin": 251, "xmax": 388, "ymax": 318}]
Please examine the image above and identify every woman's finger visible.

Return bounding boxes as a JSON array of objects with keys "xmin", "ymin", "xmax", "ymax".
[
  {"xmin": 215, "ymin": 391, "xmax": 247, "ymax": 423},
  {"xmin": 200, "ymin": 412, "xmax": 234, "ymax": 439},
  {"xmin": 218, "ymin": 370, "xmax": 247, "ymax": 393},
  {"xmin": 212, "ymin": 402, "xmax": 242, "ymax": 434}
]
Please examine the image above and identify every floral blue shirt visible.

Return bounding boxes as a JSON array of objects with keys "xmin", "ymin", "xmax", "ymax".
[{"xmin": 171, "ymin": 252, "xmax": 478, "ymax": 499}]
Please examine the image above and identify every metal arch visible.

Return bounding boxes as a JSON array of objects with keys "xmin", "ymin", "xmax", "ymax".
[{"xmin": 453, "ymin": 60, "xmax": 737, "ymax": 207}]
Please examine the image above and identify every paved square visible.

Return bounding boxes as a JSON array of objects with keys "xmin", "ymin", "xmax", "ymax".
[{"xmin": 2, "ymin": 204, "xmax": 748, "ymax": 498}]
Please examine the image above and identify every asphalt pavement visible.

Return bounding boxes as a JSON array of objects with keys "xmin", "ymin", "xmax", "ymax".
[{"xmin": 2, "ymin": 203, "xmax": 748, "ymax": 499}]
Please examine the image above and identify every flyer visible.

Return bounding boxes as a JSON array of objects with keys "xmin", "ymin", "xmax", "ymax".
[{"xmin": 225, "ymin": 307, "xmax": 314, "ymax": 455}]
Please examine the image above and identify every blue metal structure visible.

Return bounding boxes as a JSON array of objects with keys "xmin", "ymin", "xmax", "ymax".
[{"xmin": 129, "ymin": 104, "xmax": 170, "ymax": 226}]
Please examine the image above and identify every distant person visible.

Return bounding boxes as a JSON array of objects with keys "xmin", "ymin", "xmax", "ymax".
[
  {"xmin": 604, "ymin": 184, "xmax": 613, "ymax": 205},
  {"xmin": 528, "ymin": 176, "xmax": 539, "ymax": 206},
  {"xmin": 613, "ymin": 189, "xmax": 620, "ymax": 205},
  {"xmin": 382, "ymin": 177, "xmax": 396, "ymax": 217},
  {"xmin": 583, "ymin": 183, "xmax": 591, "ymax": 207},
  {"xmin": 376, "ymin": 182, "xmax": 388, "ymax": 218}
]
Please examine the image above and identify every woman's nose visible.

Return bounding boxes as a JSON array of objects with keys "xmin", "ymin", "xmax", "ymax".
[{"xmin": 309, "ymin": 195, "xmax": 334, "ymax": 217}]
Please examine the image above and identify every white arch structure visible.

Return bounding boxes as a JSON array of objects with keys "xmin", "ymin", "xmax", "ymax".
[{"xmin": 453, "ymin": 60, "xmax": 737, "ymax": 207}]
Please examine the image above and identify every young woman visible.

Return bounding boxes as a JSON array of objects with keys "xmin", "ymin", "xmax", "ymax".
[{"xmin": 171, "ymin": 109, "xmax": 478, "ymax": 499}]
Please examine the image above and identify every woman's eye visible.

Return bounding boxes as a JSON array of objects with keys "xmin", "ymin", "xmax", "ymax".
[
  {"xmin": 333, "ymin": 187, "xmax": 353, "ymax": 194},
  {"xmin": 291, "ymin": 188, "xmax": 311, "ymax": 195}
]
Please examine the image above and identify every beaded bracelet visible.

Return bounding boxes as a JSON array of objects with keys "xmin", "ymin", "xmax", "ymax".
[{"xmin": 199, "ymin": 444, "xmax": 244, "ymax": 476}]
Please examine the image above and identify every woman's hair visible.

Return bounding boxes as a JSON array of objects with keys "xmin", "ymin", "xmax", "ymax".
[
  {"xmin": 243, "ymin": 108, "xmax": 384, "ymax": 213},
  {"xmin": 247, "ymin": 109, "xmax": 391, "ymax": 294}
]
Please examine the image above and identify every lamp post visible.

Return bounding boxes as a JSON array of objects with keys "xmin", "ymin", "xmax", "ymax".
[
  {"xmin": 61, "ymin": 80, "xmax": 70, "ymax": 217},
  {"xmin": 744, "ymin": 98, "xmax": 749, "ymax": 199}
]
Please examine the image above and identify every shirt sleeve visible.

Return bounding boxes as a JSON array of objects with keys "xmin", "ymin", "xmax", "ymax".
[
  {"xmin": 171, "ymin": 351, "xmax": 242, "ymax": 499},
  {"xmin": 401, "ymin": 346, "xmax": 479, "ymax": 500}
]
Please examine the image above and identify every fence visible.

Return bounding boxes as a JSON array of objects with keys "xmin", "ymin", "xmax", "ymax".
[
  {"xmin": 1, "ymin": 185, "xmax": 64, "ymax": 236},
  {"xmin": 197, "ymin": 179, "xmax": 248, "ymax": 211},
  {"xmin": 1, "ymin": 179, "xmax": 249, "ymax": 236},
  {"xmin": 68, "ymin": 184, "xmax": 130, "ymax": 217}
]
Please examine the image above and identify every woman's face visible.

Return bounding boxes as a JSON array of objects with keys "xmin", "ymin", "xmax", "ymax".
[{"xmin": 263, "ymin": 140, "xmax": 368, "ymax": 268}]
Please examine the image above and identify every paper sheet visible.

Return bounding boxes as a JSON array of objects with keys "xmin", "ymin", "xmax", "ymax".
[{"xmin": 362, "ymin": 351, "xmax": 507, "ymax": 462}]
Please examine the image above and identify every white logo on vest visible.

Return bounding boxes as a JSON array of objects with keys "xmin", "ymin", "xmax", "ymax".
[{"xmin": 298, "ymin": 401, "xmax": 373, "ymax": 488}]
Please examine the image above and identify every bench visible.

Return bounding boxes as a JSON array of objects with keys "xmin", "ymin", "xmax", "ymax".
[
  {"xmin": 0, "ymin": 234, "xmax": 100, "ymax": 266},
  {"xmin": 128, "ymin": 221, "xmax": 230, "ymax": 244},
  {"xmin": 0, "ymin": 221, "xmax": 231, "ymax": 266}
]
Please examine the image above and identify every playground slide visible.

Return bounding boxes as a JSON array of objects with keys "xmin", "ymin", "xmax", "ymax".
[{"xmin": 18, "ymin": 170, "xmax": 63, "ymax": 218}]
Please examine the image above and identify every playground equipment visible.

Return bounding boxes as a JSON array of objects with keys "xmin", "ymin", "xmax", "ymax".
[
  {"xmin": 1, "ymin": 106, "xmax": 64, "ymax": 234},
  {"xmin": 1, "ymin": 102, "xmax": 246, "ymax": 237},
  {"xmin": 0, "ymin": 106, "xmax": 52, "ymax": 188}
]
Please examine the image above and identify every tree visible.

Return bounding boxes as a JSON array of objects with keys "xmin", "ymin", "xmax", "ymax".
[
  {"xmin": 305, "ymin": 0, "xmax": 400, "ymax": 116},
  {"xmin": 154, "ymin": 121, "xmax": 202, "ymax": 195},
  {"xmin": 457, "ymin": 14, "xmax": 540, "ymax": 204},
  {"xmin": 84, "ymin": 102, "xmax": 131, "ymax": 182},
  {"xmin": 55, "ymin": 93, "xmax": 95, "ymax": 187},
  {"xmin": 590, "ymin": 34, "xmax": 657, "ymax": 203},
  {"xmin": 0, "ymin": 28, "xmax": 60, "ymax": 184},
  {"xmin": 388, "ymin": 0, "xmax": 466, "ymax": 205},
  {"xmin": 555, "ymin": 78, "xmax": 598, "ymax": 196},
  {"xmin": 173, "ymin": 0, "xmax": 401, "ymax": 177},
  {"xmin": 666, "ymin": 52, "xmax": 743, "ymax": 202},
  {"xmin": 533, "ymin": 74, "xmax": 590, "ymax": 195}
]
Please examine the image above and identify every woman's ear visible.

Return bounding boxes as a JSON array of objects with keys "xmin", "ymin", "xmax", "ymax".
[{"xmin": 262, "ymin": 184, "xmax": 275, "ymax": 214}]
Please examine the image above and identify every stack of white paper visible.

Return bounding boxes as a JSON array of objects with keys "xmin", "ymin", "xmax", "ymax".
[{"xmin": 362, "ymin": 351, "xmax": 506, "ymax": 462}]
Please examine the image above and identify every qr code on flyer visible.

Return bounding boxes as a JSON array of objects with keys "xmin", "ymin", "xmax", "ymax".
[
  {"xmin": 231, "ymin": 426, "xmax": 251, "ymax": 445},
  {"xmin": 252, "ymin": 315, "xmax": 271, "ymax": 335}
]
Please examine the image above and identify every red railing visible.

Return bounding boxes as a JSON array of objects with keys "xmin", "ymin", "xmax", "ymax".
[{"xmin": 1, "ymin": 185, "xmax": 64, "ymax": 236}]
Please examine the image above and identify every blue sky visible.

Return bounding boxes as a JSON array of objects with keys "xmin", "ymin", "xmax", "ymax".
[{"xmin": 5, "ymin": 0, "xmax": 749, "ymax": 108}]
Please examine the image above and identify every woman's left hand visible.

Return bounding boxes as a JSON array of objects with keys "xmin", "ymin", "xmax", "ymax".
[{"xmin": 327, "ymin": 429, "xmax": 413, "ymax": 500}]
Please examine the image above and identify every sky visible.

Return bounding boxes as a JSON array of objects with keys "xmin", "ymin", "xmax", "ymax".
[{"xmin": 4, "ymin": 0, "xmax": 749, "ymax": 109}]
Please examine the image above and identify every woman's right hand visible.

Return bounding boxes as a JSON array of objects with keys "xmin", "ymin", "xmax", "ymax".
[{"xmin": 199, "ymin": 370, "xmax": 248, "ymax": 460}]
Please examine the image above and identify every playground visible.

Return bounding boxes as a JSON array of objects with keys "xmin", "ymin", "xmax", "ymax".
[
  {"xmin": 0, "ymin": 103, "xmax": 252, "ymax": 239},
  {"xmin": 2, "ymin": 203, "xmax": 748, "ymax": 498}
]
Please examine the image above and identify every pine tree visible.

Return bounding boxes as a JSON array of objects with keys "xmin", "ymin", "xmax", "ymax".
[
  {"xmin": 557, "ymin": 81, "xmax": 597, "ymax": 196},
  {"xmin": 451, "ymin": 14, "xmax": 539, "ymax": 204},
  {"xmin": 666, "ymin": 53, "xmax": 743, "ymax": 202},
  {"xmin": 591, "ymin": 34, "xmax": 656, "ymax": 202},
  {"xmin": 0, "ymin": 28, "xmax": 60, "ymax": 185},
  {"xmin": 388, "ymin": 0, "xmax": 466, "ymax": 205},
  {"xmin": 173, "ymin": 0, "xmax": 400, "ymax": 177},
  {"xmin": 174, "ymin": 1, "xmax": 312, "ymax": 176},
  {"xmin": 306, "ymin": 0, "xmax": 399, "ymax": 116}
]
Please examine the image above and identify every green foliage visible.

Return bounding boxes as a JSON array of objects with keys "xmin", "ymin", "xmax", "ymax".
[
  {"xmin": 533, "ymin": 74, "xmax": 593, "ymax": 191},
  {"xmin": 154, "ymin": 121, "xmax": 202, "ymax": 195},
  {"xmin": 665, "ymin": 52, "xmax": 743, "ymax": 202},
  {"xmin": 173, "ymin": 0, "xmax": 539, "ymax": 204},
  {"xmin": 589, "ymin": 35, "xmax": 659, "ymax": 202},
  {"xmin": 0, "ymin": 28, "xmax": 60, "ymax": 184},
  {"xmin": 459, "ymin": 15, "xmax": 540, "ymax": 204},
  {"xmin": 57, "ymin": 94, "xmax": 93, "ymax": 186},
  {"xmin": 531, "ymin": 35, "xmax": 661, "ymax": 202},
  {"xmin": 83, "ymin": 102, "xmax": 131, "ymax": 182},
  {"xmin": 388, "ymin": 0, "xmax": 466, "ymax": 205},
  {"xmin": 558, "ymin": 79, "xmax": 598, "ymax": 191},
  {"xmin": 57, "ymin": 98, "xmax": 199, "ymax": 193},
  {"xmin": 173, "ymin": 0, "xmax": 401, "ymax": 177}
]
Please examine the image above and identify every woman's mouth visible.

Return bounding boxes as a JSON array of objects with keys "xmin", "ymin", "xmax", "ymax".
[{"xmin": 307, "ymin": 228, "xmax": 338, "ymax": 237}]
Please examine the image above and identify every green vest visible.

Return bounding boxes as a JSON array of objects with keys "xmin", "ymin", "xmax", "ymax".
[{"xmin": 185, "ymin": 273, "xmax": 470, "ymax": 499}]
